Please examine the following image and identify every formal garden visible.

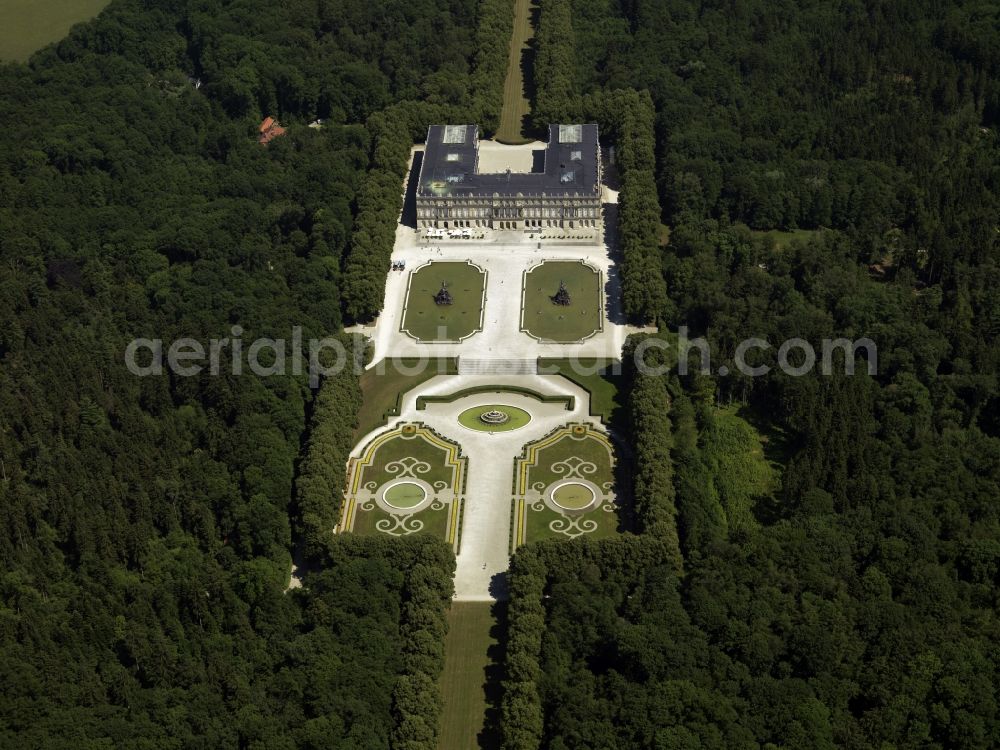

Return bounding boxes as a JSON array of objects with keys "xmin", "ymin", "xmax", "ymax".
[
  {"xmin": 520, "ymin": 260, "xmax": 603, "ymax": 342},
  {"xmin": 511, "ymin": 423, "xmax": 620, "ymax": 549},
  {"xmin": 400, "ymin": 260, "xmax": 487, "ymax": 342},
  {"xmin": 340, "ymin": 423, "xmax": 466, "ymax": 548}
]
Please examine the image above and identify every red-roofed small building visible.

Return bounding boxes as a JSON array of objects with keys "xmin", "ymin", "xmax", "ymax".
[{"xmin": 258, "ymin": 117, "xmax": 286, "ymax": 145}]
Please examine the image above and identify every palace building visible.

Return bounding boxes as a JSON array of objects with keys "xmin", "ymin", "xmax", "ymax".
[{"xmin": 415, "ymin": 123, "xmax": 602, "ymax": 233}]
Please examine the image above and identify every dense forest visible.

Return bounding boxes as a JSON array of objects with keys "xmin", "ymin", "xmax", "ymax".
[
  {"xmin": 506, "ymin": 533, "xmax": 999, "ymax": 748},
  {"xmin": 3, "ymin": 0, "xmax": 1000, "ymax": 746},
  {"xmin": 0, "ymin": 0, "xmax": 496, "ymax": 745},
  {"xmin": 502, "ymin": 1, "xmax": 1000, "ymax": 748}
]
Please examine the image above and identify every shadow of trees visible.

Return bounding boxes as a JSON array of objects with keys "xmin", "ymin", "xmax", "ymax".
[
  {"xmin": 476, "ymin": 599, "xmax": 508, "ymax": 749},
  {"xmin": 400, "ymin": 150, "xmax": 422, "ymax": 228}
]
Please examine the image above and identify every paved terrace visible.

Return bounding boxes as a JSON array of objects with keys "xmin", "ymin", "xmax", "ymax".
[{"xmin": 362, "ymin": 186, "xmax": 634, "ymax": 366}]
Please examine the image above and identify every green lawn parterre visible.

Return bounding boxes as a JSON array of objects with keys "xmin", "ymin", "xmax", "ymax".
[
  {"xmin": 401, "ymin": 261, "xmax": 486, "ymax": 342},
  {"xmin": 537, "ymin": 358, "xmax": 623, "ymax": 424},
  {"xmin": 361, "ymin": 431, "xmax": 455, "ymax": 488},
  {"xmin": 355, "ymin": 357, "xmax": 457, "ymax": 440},
  {"xmin": 551, "ymin": 482, "xmax": 595, "ymax": 510},
  {"xmin": 513, "ymin": 425, "xmax": 621, "ymax": 548},
  {"xmin": 384, "ymin": 482, "xmax": 427, "ymax": 508},
  {"xmin": 343, "ymin": 425, "xmax": 465, "ymax": 547},
  {"xmin": 350, "ymin": 502, "xmax": 451, "ymax": 539},
  {"xmin": 521, "ymin": 260, "xmax": 603, "ymax": 342},
  {"xmin": 522, "ymin": 430, "xmax": 613, "ymax": 488}
]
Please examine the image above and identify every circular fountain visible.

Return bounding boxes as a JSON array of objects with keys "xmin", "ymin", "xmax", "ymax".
[
  {"xmin": 479, "ymin": 409, "xmax": 510, "ymax": 425},
  {"xmin": 458, "ymin": 404, "xmax": 531, "ymax": 432}
]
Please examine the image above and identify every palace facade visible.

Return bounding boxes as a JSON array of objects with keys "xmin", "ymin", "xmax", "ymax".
[{"xmin": 415, "ymin": 124, "xmax": 602, "ymax": 232}]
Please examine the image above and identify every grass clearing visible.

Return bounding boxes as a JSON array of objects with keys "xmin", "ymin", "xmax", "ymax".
[
  {"xmin": 438, "ymin": 602, "xmax": 502, "ymax": 750},
  {"xmin": 705, "ymin": 404, "xmax": 782, "ymax": 530},
  {"xmin": 401, "ymin": 261, "xmax": 486, "ymax": 342},
  {"xmin": 750, "ymin": 227, "xmax": 826, "ymax": 250},
  {"xmin": 496, "ymin": 0, "xmax": 534, "ymax": 144},
  {"xmin": 521, "ymin": 260, "xmax": 602, "ymax": 342},
  {"xmin": 734, "ymin": 401, "xmax": 795, "ymax": 476},
  {"xmin": 0, "ymin": 0, "xmax": 109, "ymax": 61},
  {"xmin": 657, "ymin": 223, "xmax": 671, "ymax": 246}
]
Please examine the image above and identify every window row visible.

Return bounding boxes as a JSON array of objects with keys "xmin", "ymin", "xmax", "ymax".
[{"xmin": 417, "ymin": 205, "xmax": 601, "ymax": 219}]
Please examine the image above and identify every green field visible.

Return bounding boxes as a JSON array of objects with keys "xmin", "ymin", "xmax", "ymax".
[
  {"xmin": 401, "ymin": 261, "xmax": 486, "ymax": 342},
  {"xmin": 458, "ymin": 404, "xmax": 532, "ymax": 432},
  {"xmin": 437, "ymin": 602, "xmax": 501, "ymax": 750},
  {"xmin": 496, "ymin": 0, "xmax": 534, "ymax": 144},
  {"xmin": 0, "ymin": 0, "xmax": 109, "ymax": 61},
  {"xmin": 657, "ymin": 223, "xmax": 671, "ymax": 246},
  {"xmin": 521, "ymin": 261, "xmax": 602, "ymax": 342}
]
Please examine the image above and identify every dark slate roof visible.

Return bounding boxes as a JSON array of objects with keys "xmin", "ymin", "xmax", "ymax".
[{"xmin": 417, "ymin": 124, "xmax": 600, "ymax": 198}]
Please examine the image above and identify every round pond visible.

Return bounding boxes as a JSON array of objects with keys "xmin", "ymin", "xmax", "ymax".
[
  {"xmin": 383, "ymin": 481, "xmax": 428, "ymax": 509},
  {"xmin": 551, "ymin": 482, "xmax": 596, "ymax": 510}
]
